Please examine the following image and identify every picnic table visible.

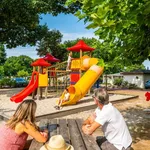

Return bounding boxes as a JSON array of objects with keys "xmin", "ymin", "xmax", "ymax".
[{"xmin": 29, "ymin": 118, "xmax": 100, "ymax": 150}]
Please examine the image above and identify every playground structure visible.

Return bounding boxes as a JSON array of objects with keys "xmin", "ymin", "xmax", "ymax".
[
  {"xmin": 145, "ymin": 92, "xmax": 150, "ymax": 101},
  {"xmin": 56, "ymin": 40, "xmax": 104, "ymax": 106},
  {"xmin": 10, "ymin": 40, "xmax": 104, "ymax": 104},
  {"xmin": 10, "ymin": 58, "xmax": 51, "ymax": 103}
]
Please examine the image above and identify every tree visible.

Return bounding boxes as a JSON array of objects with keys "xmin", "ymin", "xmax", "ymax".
[
  {"xmin": 124, "ymin": 64, "xmax": 145, "ymax": 72},
  {"xmin": 17, "ymin": 70, "xmax": 29, "ymax": 77},
  {"xmin": 0, "ymin": 0, "xmax": 81, "ymax": 48},
  {"xmin": 0, "ymin": 66, "xmax": 4, "ymax": 77},
  {"xmin": 36, "ymin": 30, "xmax": 67, "ymax": 61},
  {"xmin": 0, "ymin": 44, "xmax": 6, "ymax": 65},
  {"xmin": 67, "ymin": 0, "xmax": 150, "ymax": 65},
  {"xmin": 3, "ymin": 55, "xmax": 33, "ymax": 76}
]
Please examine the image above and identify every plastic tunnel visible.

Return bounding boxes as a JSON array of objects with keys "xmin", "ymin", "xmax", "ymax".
[{"xmin": 60, "ymin": 55, "xmax": 104, "ymax": 106}]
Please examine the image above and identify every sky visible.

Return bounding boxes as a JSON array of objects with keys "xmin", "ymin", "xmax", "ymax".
[
  {"xmin": 6, "ymin": 14, "xmax": 96, "ymax": 59},
  {"xmin": 6, "ymin": 14, "xmax": 150, "ymax": 68}
]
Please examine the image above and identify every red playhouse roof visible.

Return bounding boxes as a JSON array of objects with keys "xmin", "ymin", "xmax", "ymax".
[
  {"xmin": 67, "ymin": 40, "xmax": 95, "ymax": 52},
  {"xmin": 43, "ymin": 53, "xmax": 60, "ymax": 62},
  {"xmin": 31, "ymin": 58, "xmax": 51, "ymax": 67}
]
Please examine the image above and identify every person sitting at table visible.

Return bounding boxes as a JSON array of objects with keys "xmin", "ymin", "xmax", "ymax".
[
  {"xmin": 54, "ymin": 88, "xmax": 70, "ymax": 110},
  {"xmin": 82, "ymin": 88, "xmax": 132, "ymax": 150},
  {"xmin": 0, "ymin": 100, "xmax": 48, "ymax": 150},
  {"xmin": 40, "ymin": 134, "xmax": 74, "ymax": 150}
]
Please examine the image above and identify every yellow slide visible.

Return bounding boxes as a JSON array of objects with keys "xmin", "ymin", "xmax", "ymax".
[{"xmin": 59, "ymin": 55, "xmax": 104, "ymax": 106}]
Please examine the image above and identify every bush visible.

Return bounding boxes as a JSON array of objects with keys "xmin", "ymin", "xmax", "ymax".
[
  {"xmin": 113, "ymin": 78, "xmax": 123, "ymax": 86},
  {"xmin": 121, "ymin": 81, "xmax": 129, "ymax": 88},
  {"xmin": 0, "ymin": 77, "xmax": 15, "ymax": 88},
  {"xmin": 17, "ymin": 70, "xmax": 29, "ymax": 77},
  {"xmin": 128, "ymin": 83, "xmax": 138, "ymax": 89}
]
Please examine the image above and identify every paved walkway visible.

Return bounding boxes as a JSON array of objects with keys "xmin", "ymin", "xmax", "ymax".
[{"xmin": 0, "ymin": 88, "xmax": 138, "ymax": 121}]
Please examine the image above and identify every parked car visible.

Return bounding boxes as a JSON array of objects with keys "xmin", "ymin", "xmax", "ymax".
[
  {"xmin": 145, "ymin": 80, "xmax": 150, "ymax": 89},
  {"xmin": 12, "ymin": 78, "xmax": 28, "ymax": 87}
]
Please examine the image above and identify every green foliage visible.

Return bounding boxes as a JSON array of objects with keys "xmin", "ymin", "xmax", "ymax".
[
  {"xmin": 124, "ymin": 64, "xmax": 145, "ymax": 72},
  {"xmin": 0, "ymin": 44, "xmax": 6, "ymax": 65},
  {"xmin": 36, "ymin": 30, "xmax": 67, "ymax": 61},
  {"xmin": 67, "ymin": 0, "xmax": 150, "ymax": 65},
  {"xmin": 113, "ymin": 78, "xmax": 123, "ymax": 86},
  {"xmin": 17, "ymin": 70, "xmax": 29, "ymax": 77},
  {"xmin": 3, "ymin": 55, "xmax": 33, "ymax": 76},
  {"xmin": 128, "ymin": 83, "xmax": 138, "ymax": 89},
  {"xmin": 121, "ymin": 81, "xmax": 129, "ymax": 88},
  {"xmin": 0, "ymin": 66, "xmax": 4, "ymax": 77},
  {"xmin": 0, "ymin": 77, "xmax": 15, "ymax": 88},
  {"xmin": 1, "ymin": 0, "xmax": 81, "ymax": 48}
]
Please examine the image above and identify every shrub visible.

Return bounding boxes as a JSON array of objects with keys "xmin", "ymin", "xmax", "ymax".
[
  {"xmin": 128, "ymin": 83, "xmax": 138, "ymax": 89},
  {"xmin": 121, "ymin": 81, "xmax": 129, "ymax": 88},
  {"xmin": 113, "ymin": 78, "xmax": 123, "ymax": 86}
]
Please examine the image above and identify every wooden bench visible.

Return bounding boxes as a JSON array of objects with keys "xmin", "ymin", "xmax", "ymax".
[{"xmin": 29, "ymin": 118, "xmax": 100, "ymax": 150}]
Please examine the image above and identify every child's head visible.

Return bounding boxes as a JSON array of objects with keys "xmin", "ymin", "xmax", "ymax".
[
  {"xmin": 7, "ymin": 100, "xmax": 37, "ymax": 129},
  {"xmin": 65, "ymin": 88, "xmax": 69, "ymax": 93},
  {"xmin": 69, "ymin": 52, "xmax": 72, "ymax": 56}
]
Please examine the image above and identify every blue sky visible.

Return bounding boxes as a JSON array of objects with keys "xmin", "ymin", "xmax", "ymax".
[
  {"xmin": 6, "ymin": 14, "xmax": 96, "ymax": 59},
  {"xmin": 6, "ymin": 14, "xmax": 150, "ymax": 68}
]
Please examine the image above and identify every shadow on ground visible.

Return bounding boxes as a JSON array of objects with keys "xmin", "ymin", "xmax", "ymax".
[{"xmin": 121, "ymin": 106, "xmax": 150, "ymax": 144}]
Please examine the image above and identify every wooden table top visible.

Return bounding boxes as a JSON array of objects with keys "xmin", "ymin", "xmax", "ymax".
[{"xmin": 29, "ymin": 118, "xmax": 100, "ymax": 150}]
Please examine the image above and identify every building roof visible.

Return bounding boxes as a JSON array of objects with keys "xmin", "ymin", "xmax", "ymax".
[
  {"xmin": 122, "ymin": 69, "xmax": 150, "ymax": 75},
  {"xmin": 43, "ymin": 53, "xmax": 60, "ymax": 62}
]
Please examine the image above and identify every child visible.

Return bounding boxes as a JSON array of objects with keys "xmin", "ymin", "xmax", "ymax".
[
  {"xmin": 66, "ymin": 52, "xmax": 73, "ymax": 71},
  {"xmin": 54, "ymin": 88, "xmax": 70, "ymax": 110},
  {"xmin": 0, "ymin": 100, "xmax": 48, "ymax": 150}
]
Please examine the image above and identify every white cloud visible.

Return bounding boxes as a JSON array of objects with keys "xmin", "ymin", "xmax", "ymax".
[
  {"xmin": 62, "ymin": 31, "xmax": 98, "ymax": 42},
  {"xmin": 6, "ymin": 46, "xmax": 38, "ymax": 59}
]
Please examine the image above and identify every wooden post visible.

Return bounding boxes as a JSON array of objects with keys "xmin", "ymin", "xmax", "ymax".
[
  {"xmin": 89, "ymin": 51, "xmax": 92, "ymax": 57},
  {"xmin": 45, "ymin": 67, "xmax": 48, "ymax": 99},
  {"xmin": 80, "ymin": 49, "xmax": 82, "ymax": 78},
  {"xmin": 32, "ymin": 66, "xmax": 36, "ymax": 99},
  {"xmin": 37, "ymin": 66, "xmax": 40, "ymax": 100}
]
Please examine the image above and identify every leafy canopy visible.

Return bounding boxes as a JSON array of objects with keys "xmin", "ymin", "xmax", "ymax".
[
  {"xmin": 67, "ymin": 0, "xmax": 150, "ymax": 65},
  {"xmin": 0, "ymin": 0, "xmax": 81, "ymax": 48},
  {"xmin": 0, "ymin": 44, "xmax": 6, "ymax": 65}
]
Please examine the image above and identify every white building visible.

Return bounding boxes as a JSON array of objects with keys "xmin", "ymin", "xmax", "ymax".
[
  {"xmin": 103, "ymin": 70, "xmax": 150, "ymax": 89},
  {"xmin": 122, "ymin": 70, "xmax": 150, "ymax": 89}
]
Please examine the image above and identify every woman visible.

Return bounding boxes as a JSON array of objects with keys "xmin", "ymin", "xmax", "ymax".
[{"xmin": 0, "ymin": 100, "xmax": 48, "ymax": 150}]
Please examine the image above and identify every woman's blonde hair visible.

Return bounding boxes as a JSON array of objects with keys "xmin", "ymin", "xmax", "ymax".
[{"xmin": 7, "ymin": 100, "xmax": 37, "ymax": 129}]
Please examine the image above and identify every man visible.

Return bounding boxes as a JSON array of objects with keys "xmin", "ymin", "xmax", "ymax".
[{"xmin": 82, "ymin": 88, "xmax": 132, "ymax": 150}]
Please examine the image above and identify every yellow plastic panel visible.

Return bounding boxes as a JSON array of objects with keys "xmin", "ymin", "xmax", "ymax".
[
  {"xmin": 38, "ymin": 73, "xmax": 48, "ymax": 87},
  {"xmin": 71, "ymin": 59, "xmax": 81, "ymax": 70}
]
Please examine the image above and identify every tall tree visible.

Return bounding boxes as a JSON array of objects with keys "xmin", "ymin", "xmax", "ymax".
[
  {"xmin": 67, "ymin": 0, "xmax": 150, "ymax": 65},
  {"xmin": 36, "ymin": 30, "xmax": 67, "ymax": 61},
  {"xmin": 0, "ymin": 44, "xmax": 6, "ymax": 65},
  {"xmin": 0, "ymin": 0, "xmax": 81, "ymax": 48}
]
